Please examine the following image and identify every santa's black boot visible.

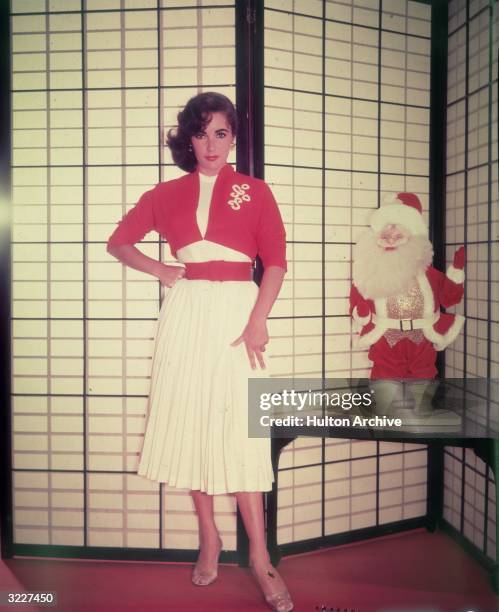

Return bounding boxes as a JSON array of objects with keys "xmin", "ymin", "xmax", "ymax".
[
  {"xmin": 370, "ymin": 380, "xmax": 404, "ymax": 416},
  {"xmin": 407, "ymin": 379, "xmax": 438, "ymax": 416}
]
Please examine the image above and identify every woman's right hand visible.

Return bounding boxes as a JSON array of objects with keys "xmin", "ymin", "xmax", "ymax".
[{"xmin": 154, "ymin": 263, "xmax": 186, "ymax": 288}]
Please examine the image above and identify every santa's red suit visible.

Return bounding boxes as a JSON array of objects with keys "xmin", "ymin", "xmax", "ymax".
[{"xmin": 350, "ymin": 193, "xmax": 465, "ymax": 380}]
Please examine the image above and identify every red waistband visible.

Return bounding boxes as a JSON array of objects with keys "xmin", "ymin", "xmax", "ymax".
[{"xmin": 184, "ymin": 261, "xmax": 254, "ymax": 281}]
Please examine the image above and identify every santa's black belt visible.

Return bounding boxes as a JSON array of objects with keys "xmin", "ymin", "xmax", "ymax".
[{"xmin": 371, "ymin": 313, "xmax": 439, "ymax": 331}]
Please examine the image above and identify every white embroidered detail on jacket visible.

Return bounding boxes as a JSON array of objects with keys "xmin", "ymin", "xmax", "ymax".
[{"xmin": 228, "ymin": 183, "xmax": 250, "ymax": 210}]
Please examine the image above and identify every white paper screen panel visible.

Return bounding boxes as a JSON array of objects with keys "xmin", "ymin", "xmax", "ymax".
[
  {"xmin": 444, "ymin": 0, "xmax": 497, "ymax": 563},
  {"xmin": 11, "ymin": 0, "xmax": 238, "ymax": 550},
  {"xmin": 263, "ymin": 0, "xmax": 431, "ymax": 545},
  {"xmin": 446, "ymin": 0, "xmax": 499, "ymax": 380},
  {"xmin": 444, "ymin": 447, "xmax": 496, "ymax": 561},
  {"xmin": 277, "ymin": 439, "xmax": 427, "ymax": 545},
  {"xmin": 265, "ymin": 0, "xmax": 431, "ymax": 380}
]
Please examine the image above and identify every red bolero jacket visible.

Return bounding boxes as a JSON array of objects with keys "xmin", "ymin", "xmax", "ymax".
[{"xmin": 107, "ymin": 164, "xmax": 287, "ymax": 271}]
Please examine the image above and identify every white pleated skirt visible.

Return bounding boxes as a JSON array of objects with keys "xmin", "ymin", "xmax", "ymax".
[{"xmin": 137, "ymin": 277, "xmax": 274, "ymax": 494}]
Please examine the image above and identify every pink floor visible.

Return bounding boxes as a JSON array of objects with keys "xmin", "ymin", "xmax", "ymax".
[{"xmin": 0, "ymin": 529, "xmax": 497, "ymax": 611}]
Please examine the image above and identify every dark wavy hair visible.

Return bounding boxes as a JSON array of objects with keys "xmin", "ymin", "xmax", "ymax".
[{"xmin": 166, "ymin": 92, "xmax": 237, "ymax": 172}]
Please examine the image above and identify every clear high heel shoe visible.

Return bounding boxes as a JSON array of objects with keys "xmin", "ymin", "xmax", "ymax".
[
  {"xmin": 250, "ymin": 564, "xmax": 294, "ymax": 612},
  {"xmin": 191, "ymin": 539, "xmax": 222, "ymax": 586}
]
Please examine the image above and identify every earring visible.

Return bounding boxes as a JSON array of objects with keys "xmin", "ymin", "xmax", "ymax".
[{"xmin": 188, "ymin": 144, "xmax": 193, "ymax": 151}]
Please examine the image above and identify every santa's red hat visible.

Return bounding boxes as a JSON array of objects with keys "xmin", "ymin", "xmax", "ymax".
[{"xmin": 370, "ymin": 192, "xmax": 427, "ymax": 236}]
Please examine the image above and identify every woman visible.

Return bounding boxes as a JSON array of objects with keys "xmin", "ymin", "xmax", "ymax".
[{"xmin": 107, "ymin": 92, "xmax": 292, "ymax": 612}]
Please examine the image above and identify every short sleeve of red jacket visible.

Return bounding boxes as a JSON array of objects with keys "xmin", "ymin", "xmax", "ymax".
[
  {"xmin": 107, "ymin": 185, "xmax": 158, "ymax": 249},
  {"xmin": 256, "ymin": 181, "xmax": 287, "ymax": 271}
]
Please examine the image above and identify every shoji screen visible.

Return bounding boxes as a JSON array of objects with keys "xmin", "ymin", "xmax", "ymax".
[
  {"xmin": 263, "ymin": 0, "xmax": 431, "ymax": 545},
  {"xmin": 11, "ymin": 0, "xmax": 237, "ymax": 554},
  {"xmin": 444, "ymin": 0, "xmax": 497, "ymax": 563}
]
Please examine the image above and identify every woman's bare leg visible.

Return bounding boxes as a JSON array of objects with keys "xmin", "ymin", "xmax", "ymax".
[
  {"xmin": 235, "ymin": 491, "xmax": 269, "ymax": 563},
  {"xmin": 190, "ymin": 490, "xmax": 222, "ymax": 585},
  {"xmin": 236, "ymin": 491, "xmax": 293, "ymax": 610}
]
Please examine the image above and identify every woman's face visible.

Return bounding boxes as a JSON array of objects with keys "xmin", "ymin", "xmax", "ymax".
[{"xmin": 191, "ymin": 112, "xmax": 234, "ymax": 176}]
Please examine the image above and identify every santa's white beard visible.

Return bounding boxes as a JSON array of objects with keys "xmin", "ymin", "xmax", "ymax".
[{"xmin": 353, "ymin": 231, "xmax": 433, "ymax": 299}]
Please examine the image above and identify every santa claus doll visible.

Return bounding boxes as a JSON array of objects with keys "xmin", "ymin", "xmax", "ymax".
[{"xmin": 350, "ymin": 192, "xmax": 465, "ymax": 415}]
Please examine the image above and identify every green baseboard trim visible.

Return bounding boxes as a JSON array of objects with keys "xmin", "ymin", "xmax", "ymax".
[
  {"xmin": 10, "ymin": 543, "xmax": 239, "ymax": 565},
  {"xmin": 277, "ymin": 516, "xmax": 428, "ymax": 558}
]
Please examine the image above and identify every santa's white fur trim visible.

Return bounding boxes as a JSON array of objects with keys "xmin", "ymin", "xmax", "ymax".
[
  {"xmin": 446, "ymin": 265, "xmax": 465, "ymax": 284},
  {"xmin": 423, "ymin": 314, "xmax": 465, "ymax": 351},
  {"xmin": 370, "ymin": 202, "xmax": 427, "ymax": 236},
  {"xmin": 352, "ymin": 306, "xmax": 371, "ymax": 327},
  {"xmin": 407, "ymin": 272, "xmax": 464, "ymax": 350},
  {"xmin": 375, "ymin": 297, "xmax": 388, "ymax": 318},
  {"xmin": 354, "ymin": 272, "xmax": 464, "ymax": 350},
  {"xmin": 355, "ymin": 326, "xmax": 386, "ymax": 349},
  {"xmin": 417, "ymin": 272, "xmax": 435, "ymax": 317},
  {"xmin": 355, "ymin": 296, "xmax": 389, "ymax": 347}
]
